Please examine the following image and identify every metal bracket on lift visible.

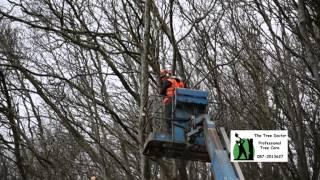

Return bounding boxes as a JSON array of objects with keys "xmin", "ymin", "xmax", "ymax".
[
  {"xmin": 187, "ymin": 115, "xmax": 243, "ymax": 180},
  {"xmin": 187, "ymin": 115, "xmax": 206, "ymax": 143}
]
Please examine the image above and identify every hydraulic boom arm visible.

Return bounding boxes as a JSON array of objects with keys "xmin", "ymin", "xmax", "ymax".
[{"xmin": 203, "ymin": 116, "xmax": 240, "ymax": 179}]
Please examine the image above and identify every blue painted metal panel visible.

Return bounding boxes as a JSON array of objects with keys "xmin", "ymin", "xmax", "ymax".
[
  {"xmin": 151, "ymin": 132, "xmax": 172, "ymax": 142},
  {"xmin": 176, "ymin": 88, "xmax": 209, "ymax": 98},
  {"xmin": 175, "ymin": 88, "xmax": 208, "ymax": 105},
  {"xmin": 173, "ymin": 125, "xmax": 185, "ymax": 142},
  {"xmin": 174, "ymin": 109, "xmax": 191, "ymax": 120},
  {"xmin": 143, "ymin": 131, "xmax": 210, "ymax": 161},
  {"xmin": 147, "ymin": 131, "xmax": 186, "ymax": 144},
  {"xmin": 194, "ymin": 136, "xmax": 206, "ymax": 145},
  {"xmin": 176, "ymin": 96, "xmax": 208, "ymax": 105}
]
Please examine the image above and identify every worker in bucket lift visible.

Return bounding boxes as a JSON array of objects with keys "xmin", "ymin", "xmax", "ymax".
[{"xmin": 160, "ymin": 69, "xmax": 185, "ymax": 131}]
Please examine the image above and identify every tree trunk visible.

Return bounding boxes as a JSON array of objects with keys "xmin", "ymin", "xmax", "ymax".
[
  {"xmin": 138, "ymin": 0, "xmax": 152, "ymax": 179},
  {"xmin": 0, "ymin": 71, "xmax": 27, "ymax": 180}
]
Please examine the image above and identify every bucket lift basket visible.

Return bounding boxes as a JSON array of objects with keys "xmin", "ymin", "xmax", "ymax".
[{"xmin": 143, "ymin": 88, "xmax": 210, "ymax": 162}]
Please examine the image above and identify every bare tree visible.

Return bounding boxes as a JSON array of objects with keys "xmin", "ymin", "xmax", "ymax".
[{"xmin": 1, "ymin": 0, "xmax": 319, "ymax": 179}]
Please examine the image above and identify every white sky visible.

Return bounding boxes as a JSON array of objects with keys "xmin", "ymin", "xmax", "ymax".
[{"xmin": 0, "ymin": 0, "xmax": 9, "ymax": 7}]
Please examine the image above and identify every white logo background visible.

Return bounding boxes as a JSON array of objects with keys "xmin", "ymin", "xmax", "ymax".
[{"xmin": 230, "ymin": 130, "xmax": 288, "ymax": 162}]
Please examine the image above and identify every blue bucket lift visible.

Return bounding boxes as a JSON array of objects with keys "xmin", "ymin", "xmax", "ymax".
[{"xmin": 143, "ymin": 88, "xmax": 244, "ymax": 180}]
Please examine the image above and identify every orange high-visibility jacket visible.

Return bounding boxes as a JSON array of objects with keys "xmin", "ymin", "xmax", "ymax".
[{"xmin": 163, "ymin": 78, "xmax": 185, "ymax": 104}]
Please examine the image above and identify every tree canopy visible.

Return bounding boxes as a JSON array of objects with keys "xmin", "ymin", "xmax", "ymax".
[{"xmin": 0, "ymin": 0, "xmax": 319, "ymax": 179}]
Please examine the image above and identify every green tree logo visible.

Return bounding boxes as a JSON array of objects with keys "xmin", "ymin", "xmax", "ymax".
[{"xmin": 233, "ymin": 133, "xmax": 254, "ymax": 160}]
